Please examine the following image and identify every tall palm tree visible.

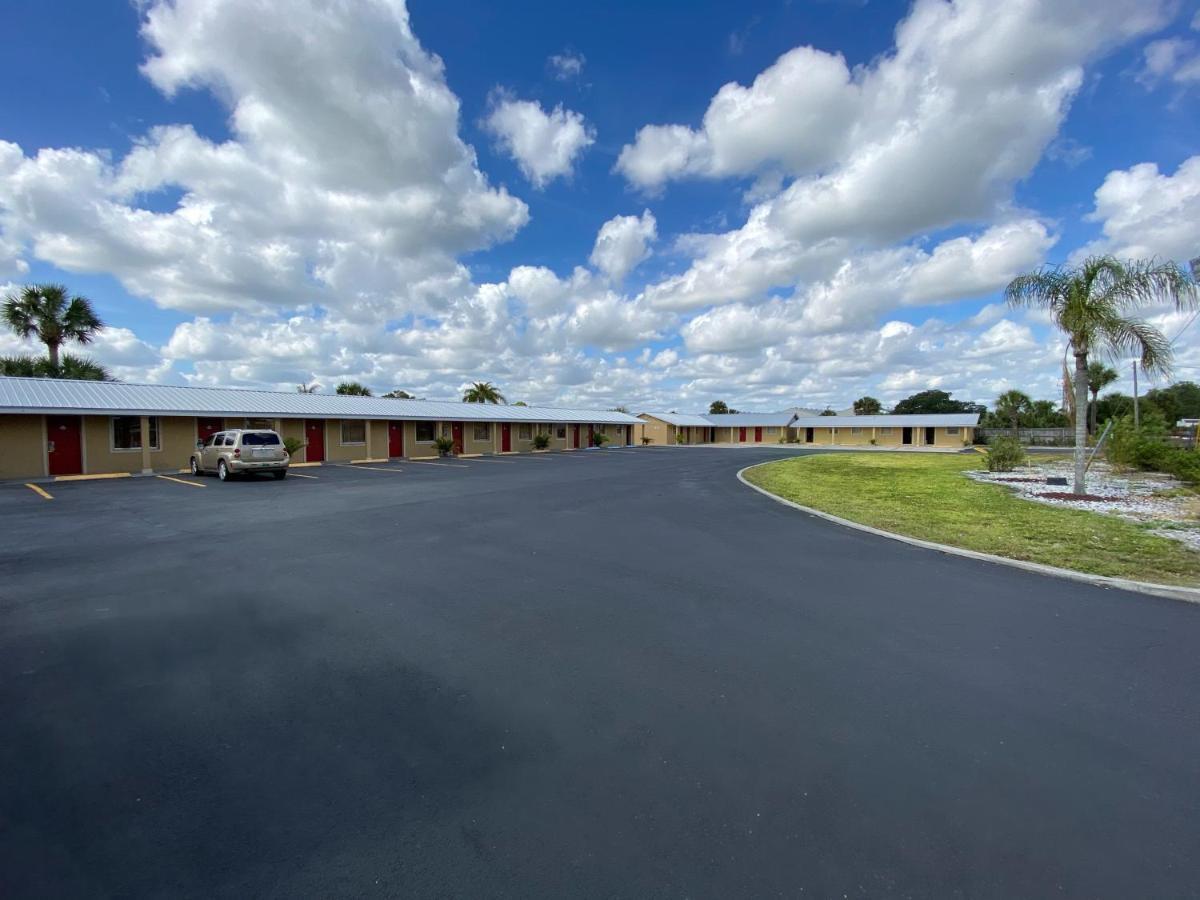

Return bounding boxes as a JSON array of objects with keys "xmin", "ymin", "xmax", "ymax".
[
  {"xmin": 3, "ymin": 284, "xmax": 104, "ymax": 369},
  {"xmin": 335, "ymin": 381, "xmax": 372, "ymax": 396},
  {"xmin": 993, "ymin": 389, "xmax": 1033, "ymax": 440},
  {"xmin": 462, "ymin": 381, "xmax": 505, "ymax": 403},
  {"xmin": 1086, "ymin": 361, "xmax": 1119, "ymax": 435},
  {"xmin": 1005, "ymin": 256, "xmax": 1197, "ymax": 494}
]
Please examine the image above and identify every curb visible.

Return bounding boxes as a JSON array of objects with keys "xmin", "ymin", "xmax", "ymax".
[{"xmin": 736, "ymin": 460, "xmax": 1200, "ymax": 606}]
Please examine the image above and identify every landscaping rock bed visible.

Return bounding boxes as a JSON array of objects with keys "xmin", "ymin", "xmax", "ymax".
[{"xmin": 968, "ymin": 458, "xmax": 1200, "ymax": 551}]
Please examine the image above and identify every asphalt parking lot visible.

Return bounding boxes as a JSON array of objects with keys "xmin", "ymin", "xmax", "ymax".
[{"xmin": 2, "ymin": 446, "xmax": 1198, "ymax": 898}]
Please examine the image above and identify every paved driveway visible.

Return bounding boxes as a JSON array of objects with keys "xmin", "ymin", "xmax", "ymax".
[{"xmin": 1, "ymin": 447, "xmax": 1197, "ymax": 897}]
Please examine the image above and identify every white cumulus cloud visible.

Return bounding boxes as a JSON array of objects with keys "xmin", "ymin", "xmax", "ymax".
[
  {"xmin": 589, "ymin": 210, "xmax": 657, "ymax": 282},
  {"xmin": 484, "ymin": 94, "xmax": 595, "ymax": 188}
]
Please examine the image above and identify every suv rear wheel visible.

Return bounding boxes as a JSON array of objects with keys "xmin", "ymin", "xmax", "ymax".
[{"xmin": 190, "ymin": 457, "xmax": 200, "ymax": 475}]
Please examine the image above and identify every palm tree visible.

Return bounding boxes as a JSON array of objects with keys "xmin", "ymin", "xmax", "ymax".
[
  {"xmin": 0, "ymin": 352, "xmax": 112, "ymax": 380},
  {"xmin": 335, "ymin": 381, "xmax": 372, "ymax": 396},
  {"xmin": 382, "ymin": 389, "xmax": 413, "ymax": 399},
  {"xmin": 3, "ymin": 284, "xmax": 104, "ymax": 369},
  {"xmin": 853, "ymin": 396, "xmax": 883, "ymax": 415},
  {"xmin": 1005, "ymin": 256, "xmax": 1197, "ymax": 494},
  {"xmin": 297, "ymin": 382, "xmax": 319, "ymax": 393},
  {"xmin": 993, "ymin": 389, "xmax": 1033, "ymax": 440},
  {"xmin": 462, "ymin": 381, "xmax": 505, "ymax": 403},
  {"xmin": 1086, "ymin": 362, "xmax": 1119, "ymax": 435}
]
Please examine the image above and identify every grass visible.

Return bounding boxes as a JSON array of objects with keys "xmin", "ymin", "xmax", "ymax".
[{"xmin": 744, "ymin": 453, "xmax": 1200, "ymax": 586}]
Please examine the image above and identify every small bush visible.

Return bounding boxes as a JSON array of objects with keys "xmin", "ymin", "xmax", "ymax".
[
  {"xmin": 433, "ymin": 435, "xmax": 454, "ymax": 456},
  {"xmin": 532, "ymin": 433, "xmax": 550, "ymax": 450},
  {"xmin": 1106, "ymin": 413, "xmax": 1200, "ymax": 483},
  {"xmin": 594, "ymin": 432, "xmax": 610, "ymax": 447},
  {"xmin": 986, "ymin": 436, "xmax": 1026, "ymax": 472},
  {"xmin": 283, "ymin": 436, "xmax": 304, "ymax": 457}
]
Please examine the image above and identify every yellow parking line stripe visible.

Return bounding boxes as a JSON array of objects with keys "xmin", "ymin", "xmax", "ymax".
[
  {"xmin": 53, "ymin": 472, "xmax": 131, "ymax": 482},
  {"xmin": 25, "ymin": 483, "xmax": 53, "ymax": 500},
  {"xmin": 156, "ymin": 474, "xmax": 206, "ymax": 488}
]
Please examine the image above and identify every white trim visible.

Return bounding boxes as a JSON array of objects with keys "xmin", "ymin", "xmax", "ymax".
[{"xmin": 339, "ymin": 419, "xmax": 368, "ymax": 446}]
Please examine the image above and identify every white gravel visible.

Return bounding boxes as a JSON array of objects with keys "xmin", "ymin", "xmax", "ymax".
[{"xmin": 967, "ymin": 458, "xmax": 1200, "ymax": 550}]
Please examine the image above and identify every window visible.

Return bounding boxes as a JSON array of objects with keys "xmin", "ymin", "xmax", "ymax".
[
  {"xmin": 244, "ymin": 418, "xmax": 274, "ymax": 429},
  {"xmin": 851, "ymin": 427, "xmax": 863, "ymax": 435},
  {"xmin": 415, "ymin": 421, "xmax": 435, "ymax": 442},
  {"xmin": 222, "ymin": 433, "xmax": 236, "ymax": 447},
  {"xmin": 879, "ymin": 427, "xmax": 893, "ymax": 436},
  {"xmin": 203, "ymin": 434, "xmax": 219, "ymax": 448},
  {"xmin": 556, "ymin": 426, "xmax": 566, "ymax": 439},
  {"xmin": 766, "ymin": 427, "xmax": 778, "ymax": 435},
  {"xmin": 945, "ymin": 427, "xmax": 960, "ymax": 435},
  {"xmin": 473, "ymin": 423, "xmax": 491, "ymax": 441},
  {"xmin": 340, "ymin": 420, "xmax": 366, "ymax": 444},
  {"xmin": 518, "ymin": 424, "xmax": 532, "ymax": 441},
  {"xmin": 111, "ymin": 416, "xmax": 160, "ymax": 451},
  {"xmin": 241, "ymin": 432, "xmax": 281, "ymax": 446}
]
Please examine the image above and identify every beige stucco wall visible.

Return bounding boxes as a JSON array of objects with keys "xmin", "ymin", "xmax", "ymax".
[
  {"xmin": 639, "ymin": 416, "xmax": 671, "ymax": 445},
  {"xmin": 326, "ymin": 419, "xmax": 364, "ymax": 462},
  {"xmin": 81, "ymin": 415, "xmax": 195, "ymax": 474},
  {"xmin": 0, "ymin": 414, "xmax": 46, "ymax": 479}
]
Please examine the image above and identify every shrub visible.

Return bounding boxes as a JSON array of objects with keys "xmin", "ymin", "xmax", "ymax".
[
  {"xmin": 1106, "ymin": 413, "xmax": 1200, "ymax": 483},
  {"xmin": 433, "ymin": 435, "xmax": 454, "ymax": 456},
  {"xmin": 532, "ymin": 433, "xmax": 550, "ymax": 450},
  {"xmin": 283, "ymin": 436, "xmax": 304, "ymax": 457},
  {"xmin": 594, "ymin": 432, "xmax": 610, "ymax": 447},
  {"xmin": 986, "ymin": 436, "xmax": 1026, "ymax": 472}
]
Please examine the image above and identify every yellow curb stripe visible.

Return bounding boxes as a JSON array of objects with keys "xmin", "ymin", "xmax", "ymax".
[
  {"xmin": 349, "ymin": 457, "xmax": 389, "ymax": 465},
  {"xmin": 290, "ymin": 461, "xmax": 322, "ymax": 468},
  {"xmin": 156, "ymin": 475, "xmax": 206, "ymax": 488},
  {"xmin": 53, "ymin": 472, "xmax": 131, "ymax": 482},
  {"xmin": 25, "ymin": 483, "xmax": 53, "ymax": 500}
]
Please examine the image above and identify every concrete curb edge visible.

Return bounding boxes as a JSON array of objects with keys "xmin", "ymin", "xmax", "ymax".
[{"xmin": 736, "ymin": 460, "xmax": 1200, "ymax": 606}]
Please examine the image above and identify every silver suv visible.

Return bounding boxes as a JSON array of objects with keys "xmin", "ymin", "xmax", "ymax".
[{"xmin": 190, "ymin": 429, "xmax": 290, "ymax": 481}]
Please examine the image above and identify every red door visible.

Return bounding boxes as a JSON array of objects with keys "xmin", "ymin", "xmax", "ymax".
[
  {"xmin": 388, "ymin": 421, "xmax": 404, "ymax": 458},
  {"xmin": 738, "ymin": 427, "xmax": 747, "ymax": 443},
  {"xmin": 46, "ymin": 415, "xmax": 82, "ymax": 476},
  {"xmin": 197, "ymin": 417, "xmax": 222, "ymax": 443},
  {"xmin": 587, "ymin": 424, "xmax": 595, "ymax": 447},
  {"xmin": 572, "ymin": 425, "xmax": 580, "ymax": 448},
  {"xmin": 305, "ymin": 420, "xmax": 325, "ymax": 462},
  {"xmin": 755, "ymin": 426, "xmax": 763, "ymax": 442},
  {"xmin": 451, "ymin": 422, "xmax": 464, "ymax": 455},
  {"xmin": 501, "ymin": 423, "xmax": 511, "ymax": 452}
]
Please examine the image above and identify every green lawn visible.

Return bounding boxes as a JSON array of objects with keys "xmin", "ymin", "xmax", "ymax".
[{"xmin": 744, "ymin": 452, "xmax": 1200, "ymax": 586}]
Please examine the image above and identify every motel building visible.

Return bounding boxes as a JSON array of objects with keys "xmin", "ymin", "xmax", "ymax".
[
  {"xmin": 0, "ymin": 377, "xmax": 644, "ymax": 481},
  {"xmin": 639, "ymin": 411, "xmax": 978, "ymax": 447}
]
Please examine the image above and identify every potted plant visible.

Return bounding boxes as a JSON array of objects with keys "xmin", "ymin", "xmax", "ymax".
[
  {"xmin": 593, "ymin": 432, "xmax": 610, "ymax": 447},
  {"xmin": 433, "ymin": 435, "xmax": 455, "ymax": 457},
  {"xmin": 533, "ymin": 433, "xmax": 550, "ymax": 450},
  {"xmin": 283, "ymin": 436, "xmax": 305, "ymax": 458}
]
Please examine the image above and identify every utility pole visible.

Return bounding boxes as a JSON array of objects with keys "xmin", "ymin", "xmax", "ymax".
[{"xmin": 1132, "ymin": 360, "xmax": 1140, "ymax": 429}]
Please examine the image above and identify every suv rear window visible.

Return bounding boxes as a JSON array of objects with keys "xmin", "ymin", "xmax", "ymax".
[{"xmin": 240, "ymin": 432, "xmax": 281, "ymax": 446}]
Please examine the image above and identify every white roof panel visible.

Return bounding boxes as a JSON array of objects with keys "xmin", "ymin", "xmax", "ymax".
[{"xmin": 0, "ymin": 377, "xmax": 642, "ymax": 424}]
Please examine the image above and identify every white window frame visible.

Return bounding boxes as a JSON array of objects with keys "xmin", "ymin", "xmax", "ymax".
[
  {"xmin": 110, "ymin": 416, "xmax": 161, "ymax": 453},
  {"xmin": 517, "ymin": 423, "xmax": 533, "ymax": 441},
  {"xmin": 473, "ymin": 422, "xmax": 491, "ymax": 442},
  {"xmin": 415, "ymin": 421, "xmax": 436, "ymax": 443},
  {"xmin": 340, "ymin": 420, "xmax": 367, "ymax": 445}
]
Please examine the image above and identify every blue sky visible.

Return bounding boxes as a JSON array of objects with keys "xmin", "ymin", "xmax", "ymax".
[{"xmin": 2, "ymin": 0, "xmax": 1198, "ymax": 410}]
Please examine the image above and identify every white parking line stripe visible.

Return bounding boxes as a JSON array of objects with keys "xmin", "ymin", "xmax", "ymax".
[{"xmin": 156, "ymin": 475, "xmax": 206, "ymax": 488}]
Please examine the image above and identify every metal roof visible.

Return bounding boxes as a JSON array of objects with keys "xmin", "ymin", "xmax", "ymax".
[
  {"xmin": 704, "ymin": 412, "xmax": 797, "ymax": 427},
  {"xmin": 787, "ymin": 413, "xmax": 980, "ymax": 428},
  {"xmin": 0, "ymin": 377, "xmax": 642, "ymax": 424},
  {"xmin": 638, "ymin": 411, "xmax": 713, "ymax": 427}
]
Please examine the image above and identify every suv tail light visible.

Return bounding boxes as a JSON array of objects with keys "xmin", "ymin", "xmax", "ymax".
[{"xmin": 233, "ymin": 448, "xmax": 241, "ymax": 458}]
